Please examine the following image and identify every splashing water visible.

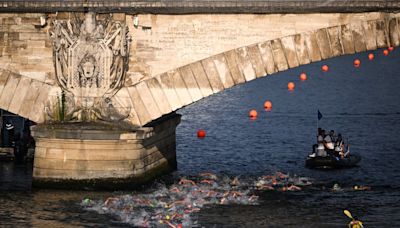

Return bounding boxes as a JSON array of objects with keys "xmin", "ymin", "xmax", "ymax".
[{"xmin": 81, "ymin": 172, "xmax": 312, "ymax": 227}]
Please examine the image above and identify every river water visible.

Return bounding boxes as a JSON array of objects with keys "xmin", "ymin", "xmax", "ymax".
[{"xmin": 1, "ymin": 49, "xmax": 400, "ymax": 227}]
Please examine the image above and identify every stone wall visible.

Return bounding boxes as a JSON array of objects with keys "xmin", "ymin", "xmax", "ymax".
[{"xmin": 1, "ymin": 12, "xmax": 399, "ymax": 86}]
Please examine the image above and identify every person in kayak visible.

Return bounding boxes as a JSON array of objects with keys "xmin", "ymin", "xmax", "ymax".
[{"xmin": 348, "ymin": 216, "xmax": 364, "ymax": 228}]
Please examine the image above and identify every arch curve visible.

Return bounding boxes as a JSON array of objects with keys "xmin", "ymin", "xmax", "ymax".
[
  {"xmin": 0, "ymin": 68, "xmax": 55, "ymax": 123},
  {"xmin": 125, "ymin": 17, "xmax": 400, "ymax": 126}
]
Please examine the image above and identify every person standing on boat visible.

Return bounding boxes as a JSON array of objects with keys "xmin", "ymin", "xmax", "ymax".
[
  {"xmin": 323, "ymin": 130, "xmax": 334, "ymax": 152},
  {"xmin": 316, "ymin": 129, "xmax": 327, "ymax": 156},
  {"xmin": 329, "ymin": 130, "xmax": 336, "ymax": 142},
  {"xmin": 334, "ymin": 134, "xmax": 344, "ymax": 157}
]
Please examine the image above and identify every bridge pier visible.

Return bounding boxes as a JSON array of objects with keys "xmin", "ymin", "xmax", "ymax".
[{"xmin": 31, "ymin": 113, "xmax": 180, "ymax": 190}]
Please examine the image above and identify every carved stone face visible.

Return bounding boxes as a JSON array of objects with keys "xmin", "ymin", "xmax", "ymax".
[{"xmin": 82, "ymin": 61, "xmax": 95, "ymax": 79}]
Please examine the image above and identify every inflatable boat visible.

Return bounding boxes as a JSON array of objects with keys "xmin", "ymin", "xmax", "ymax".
[{"xmin": 305, "ymin": 153, "xmax": 361, "ymax": 169}]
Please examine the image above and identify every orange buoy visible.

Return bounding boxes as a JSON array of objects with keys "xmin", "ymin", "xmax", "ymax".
[
  {"xmin": 264, "ymin": 100, "xmax": 272, "ymax": 109},
  {"xmin": 249, "ymin": 109, "xmax": 258, "ymax": 118},
  {"xmin": 287, "ymin": 82, "xmax": 295, "ymax": 91},
  {"xmin": 353, "ymin": 59, "xmax": 361, "ymax": 68},
  {"xmin": 383, "ymin": 49, "xmax": 389, "ymax": 56},
  {"xmin": 322, "ymin": 65, "xmax": 329, "ymax": 72},
  {"xmin": 197, "ymin": 129, "xmax": 206, "ymax": 138},
  {"xmin": 368, "ymin": 53, "xmax": 374, "ymax": 60},
  {"xmin": 300, "ymin": 72, "xmax": 307, "ymax": 81},
  {"xmin": 388, "ymin": 46, "xmax": 394, "ymax": 51}
]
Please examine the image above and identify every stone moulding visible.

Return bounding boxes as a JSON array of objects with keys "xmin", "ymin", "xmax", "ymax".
[{"xmin": 0, "ymin": 1, "xmax": 399, "ymax": 14}]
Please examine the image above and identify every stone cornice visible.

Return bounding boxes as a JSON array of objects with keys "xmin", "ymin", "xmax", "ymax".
[{"xmin": 0, "ymin": 1, "xmax": 399, "ymax": 14}]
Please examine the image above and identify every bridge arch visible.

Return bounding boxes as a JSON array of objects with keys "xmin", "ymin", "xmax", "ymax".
[
  {"xmin": 126, "ymin": 17, "xmax": 400, "ymax": 126},
  {"xmin": 1, "ymin": 16, "xmax": 400, "ymax": 127}
]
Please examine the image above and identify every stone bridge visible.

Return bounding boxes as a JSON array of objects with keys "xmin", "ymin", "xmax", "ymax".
[
  {"xmin": 1, "ymin": 1, "xmax": 400, "ymax": 188},
  {"xmin": 1, "ymin": 11, "xmax": 400, "ymax": 126}
]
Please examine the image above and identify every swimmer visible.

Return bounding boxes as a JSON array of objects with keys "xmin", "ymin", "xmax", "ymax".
[
  {"xmin": 257, "ymin": 185, "xmax": 274, "ymax": 190},
  {"xmin": 248, "ymin": 195, "xmax": 259, "ymax": 202},
  {"xmin": 179, "ymin": 178, "xmax": 197, "ymax": 186},
  {"xmin": 170, "ymin": 186, "xmax": 181, "ymax": 193},
  {"xmin": 276, "ymin": 171, "xmax": 289, "ymax": 179},
  {"xmin": 231, "ymin": 177, "xmax": 240, "ymax": 186},
  {"xmin": 287, "ymin": 184, "xmax": 302, "ymax": 191},
  {"xmin": 332, "ymin": 183, "xmax": 342, "ymax": 191},
  {"xmin": 104, "ymin": 197, "xmax": 119, "ymax": 207},
  {"xmin": 200, "ymin": 179, "xmax": 214, "ymax": 185},
  {"xmin": 220, "ymin": 197, "xmax": 228, "ymax": 205},
  {"xmin": 199, "ymin": 172, "xmax": 218, "ymax": 180},
  {"xmin": 353, "ymin": 185, "xmax": 371, "ymax": 191}
]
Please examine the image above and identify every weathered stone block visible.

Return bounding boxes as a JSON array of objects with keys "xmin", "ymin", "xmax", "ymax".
[
  {"xmin": 113, "ymin": 88, "xmax": 141, "ymax": 127},
  {"xmin": 11, "ymin": 40, "xmax": 27, "ymax": 49},
  {"xmin": 9, "ymin": 24, "xmax": 36, "ymax": 32},
  {"xmin": 304, "ymin": 31, "xmax": 322, "ymax": 62},
  {"xmin": 235, "ymin": 47, "xmax": 256, "ymax": 81},
  {"xmin": 351, "ymin": 23, "xmax": 367, "ymax": 53},
  {"xmin": 0, "ymin": 70, "xmax": 10, "ymax": 95},
  {"xmin": 246, "ymin": 44, "xmax": 266, "ymax": 78},
  {"xmin": 28, "ymin": 84, "xmax": 52, "ymax": 123},
  {"xmin": 389, "ymin": 18, "xmax": 400, "ymax": 47},
  {"xmin": 113, "ymin": 13, "xmax": 126, "ymax": 22},
  {"xmin": 146, "ymin": 77, "xmax": 172, "ymax": 115},
  {"xmin": 327, "ymin": 26, "xmax": 343, "ymax": 57},
  {"xmin": 316, "ymin": 28, "xmax": 332, "ymax": 60},
  {"xmin": 341, "ymin": 24, "xmax": 355, "ymax": 54},
  {"xmin": 0, "ymin": 73, "xmax": 20, "ymax": 110},
  {"xmin": 189, "ymin": 62, "xmax": 213, "ymax": 97},
  {"xmin": 19, "ymin": 80, "xmax": 45, "ymax": 118},
  {"xmin": 27, "ymin": 40, "xmax": 45, "ymax": 48},
  {"xmin": 8, "ymin": 76, "xmax": 31, "ymax": 115},
  {"xmin": 127, "ymin": 86, "xmax": 151, "ymax": 126},
  {"xmin": 54, "ymin": 12, "xmax": 70, "ymax": 20},
  {"xmin": 223, "ymin": 50, "xmax": 246, "ymax": 84},
  {"xmin": 257, "ymin": 41, "xmax": 277, "ymax": 75},
  {"xmin": 168, "ymin": 70, "xmax": 192, "ymax": 106},
  {"xmin": 213, "ymin": 53, "xmax": 235, "ymax": 88},
  {"xmin": 294, "ymin": 33, "xmax": 310, "ymax": 65},
  {"xmin": 201, "ymin": 57, "xmax": 224, "ymax": 93},
  {"xmin": 135, "ymin": 81, "xmax": 162, "ymax": 121},
  {"xmin": 179, "ymin": 65, "xmax": 203, "ymax": 102},
  {"xmin": 270, "ymin": 39, "xmax": 288, "ymax": 71},
  {"xmin": 375, "ymin": 20, "xmax": 388, "ymax": 48},
  {"xmin": 156, "ymin": 73, "xmax": 182, "ymax": 111},
  {"xmin": 362, "ymin": 21, "xmax": 377, "ymax": 51},
  {"xmin": 280, "ymin": 35, "xmax": 299, "ymax": 68}
]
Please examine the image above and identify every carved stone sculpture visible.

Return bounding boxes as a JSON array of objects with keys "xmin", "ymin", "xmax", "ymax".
[{"xmin": 50, "ymin": 12, "xmax": 131, "ymax": 122}]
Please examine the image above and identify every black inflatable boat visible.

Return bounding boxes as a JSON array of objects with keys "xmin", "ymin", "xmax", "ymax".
[{"xmin": 305, "ymin": 153, "xmax": 361, "ymax": 169}]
